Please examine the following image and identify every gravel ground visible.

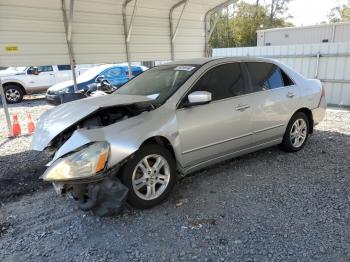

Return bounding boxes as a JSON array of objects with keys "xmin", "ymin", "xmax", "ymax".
[
  {"xmin": 0, "ymin": 100, "xmax": 350, "ymax": 261},
  {"xmin": 0, "ymin": 96, "xmax": 52, "ymax": 202}
]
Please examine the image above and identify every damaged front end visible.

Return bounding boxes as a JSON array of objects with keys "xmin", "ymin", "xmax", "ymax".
[{"xmin": 32, "ymin": 95, "xmax": 156, "ymax": 216}]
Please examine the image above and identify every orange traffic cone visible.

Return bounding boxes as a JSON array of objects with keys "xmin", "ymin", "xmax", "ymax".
[
  {"xmin": 12, "ymin": 114, "xmax": 21, "ymax": 137},
  {"xmin": 27, "ymin": 113, "xmax": 35, "ymax": 134}
]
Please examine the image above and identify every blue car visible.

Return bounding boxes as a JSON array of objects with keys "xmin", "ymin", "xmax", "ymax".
[{"xmin": 46, "ymin": 64, "xmax": 147, "ymax": 105}]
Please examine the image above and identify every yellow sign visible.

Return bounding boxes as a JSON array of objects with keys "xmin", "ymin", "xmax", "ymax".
[{"xmin": 5, "ymin": 45, "xmax": 19, "ymax": 52}]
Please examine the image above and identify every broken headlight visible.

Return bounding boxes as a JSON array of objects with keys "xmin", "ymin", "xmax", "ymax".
[{"xmin": 42, "ymin": 142, "xmax": 110, "ymax": 182}]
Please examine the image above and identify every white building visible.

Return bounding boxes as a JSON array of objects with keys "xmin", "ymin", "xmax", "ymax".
[{"xmin": 257, "ymin": 22, "xmax": 350, "ymax": 46}]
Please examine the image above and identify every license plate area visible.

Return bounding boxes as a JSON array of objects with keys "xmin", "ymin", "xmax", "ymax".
[{"xmin": 52, "ymin": 182, "xmax": 65, "ymax": 195}]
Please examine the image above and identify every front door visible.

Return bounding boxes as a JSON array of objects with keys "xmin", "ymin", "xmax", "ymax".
[
  {"xmin": 26, "ymin": 65, "xmax": 56, "ymax": 91},
  {"xmin": 176, "ymin": 62, "xmax": 254, "ymax": 168}
]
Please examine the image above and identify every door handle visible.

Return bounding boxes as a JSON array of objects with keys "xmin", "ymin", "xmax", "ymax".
[
  {"xmin": 235, "ymin": 104, "xmax": 250, "ymax": 111},
  {"xmin": 287, "ymin": 92, "xmax": 295, "ymax": 98}
]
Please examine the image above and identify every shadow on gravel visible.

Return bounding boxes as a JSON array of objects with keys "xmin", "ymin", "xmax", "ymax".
[
  {"xmin": 0, "ymin": 150, "xmax": 50, "ymax": 203},
  {"xmin": 1, "ymin": 95, "xmax": 47, "ymax": 109}
]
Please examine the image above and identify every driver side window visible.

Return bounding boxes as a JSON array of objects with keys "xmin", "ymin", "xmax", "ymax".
[{"xmin": 190, "ymin": 63, "xmax": 247, "ymax": 102}]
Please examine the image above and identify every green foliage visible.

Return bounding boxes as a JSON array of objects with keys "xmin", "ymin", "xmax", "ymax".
[
  {"xmin": 328, "ymin": 0, "xmax": 350, "ymax": 22},
  {"xmin": 209, "ymin": 0, "xmax": 293, "ymax": 48}
]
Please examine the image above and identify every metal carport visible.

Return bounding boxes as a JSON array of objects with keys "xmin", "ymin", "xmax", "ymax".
[{"xmin": 0, "ymin": 0, "xmax": 233, "ymax": 136}]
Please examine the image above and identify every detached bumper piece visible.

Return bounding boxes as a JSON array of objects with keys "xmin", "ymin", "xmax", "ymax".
[{"xmin": 71, "ymin": 177, "xmax": 128, "ymax": 217}]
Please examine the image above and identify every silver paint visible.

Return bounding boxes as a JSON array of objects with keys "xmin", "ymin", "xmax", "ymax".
[{"xmin": 32, "ymin": 57, "xmax": 326, "ymax": 176}]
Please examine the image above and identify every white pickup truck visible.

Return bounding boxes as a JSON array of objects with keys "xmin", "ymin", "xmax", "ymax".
[{"xmin": 0, "ymin": 65, "xmax": 91, "ymax": 103}]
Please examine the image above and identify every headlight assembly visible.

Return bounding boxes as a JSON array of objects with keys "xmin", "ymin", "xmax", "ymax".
[{"xmin": 42, "ymin": 142, "xmax": 110, "ymax": 182}]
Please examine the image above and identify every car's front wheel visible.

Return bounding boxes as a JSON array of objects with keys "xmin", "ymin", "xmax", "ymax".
[
  {"xmin": 120, "ymin": 144, "xmax": 176, "ymax": 209},
  {"xmin": 281, "ymin": 112, "xmax": 310, "ymax": 152},
  {"xmin": 4, "ymin": 85, "xmax": 24, "ymax": 103}
]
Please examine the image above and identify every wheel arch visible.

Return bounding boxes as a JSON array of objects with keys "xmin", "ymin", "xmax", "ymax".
[
  {"xmin": 3, "ymin": 82, "xmax": 27, "ymax": 95},
  {"xmin": 140, "ymin": 136, "xmax": 176, "ymax": 160},
  {"xmin": 292, "ymin": 107, "xmax": 314, "ymax": 133}
]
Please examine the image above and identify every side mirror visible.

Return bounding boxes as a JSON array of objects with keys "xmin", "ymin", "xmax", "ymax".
[
  {"xmin": 95, "ymin": 75, "xmax": 104, "ymax": 83},
  {"xmin": 184, "ymin": 91, "xmax": 212, "ymax": 107},
  {"xmin": 27, "ymin": 67, "xmax": 39, "ymax": 75}
]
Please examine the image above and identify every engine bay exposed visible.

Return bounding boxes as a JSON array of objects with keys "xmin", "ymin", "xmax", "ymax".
[{"xmin": 46, "ymin": 102, "xmax": 154, "ymax": 155}]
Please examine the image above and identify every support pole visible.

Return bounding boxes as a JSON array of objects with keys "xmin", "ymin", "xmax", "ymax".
[
  {"xmin": 62, "ymin": 0, "xmax": 78, "ymax": 92},
  {"xmin": 204, "ymin": 0, "xmax": 236, "ymax": 57},
  {"xmin": 0, "ymin": 77, "xmax": 12, "ymax": 137},
  {"xmin": 123, "ymin": 0, "xmax": 138, "ymax": 79},
  {"xmin": 315, "ymin": 52, "xmax": 320, "ymax": 78},
  {"xmin": 169, "ymin": 0, "xmax": 188, "ymax": 61}
]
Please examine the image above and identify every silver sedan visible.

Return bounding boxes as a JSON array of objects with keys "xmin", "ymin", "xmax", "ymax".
[{"xmin": 32, "ymin": 57, "xmax": 326, "ymax": 215}]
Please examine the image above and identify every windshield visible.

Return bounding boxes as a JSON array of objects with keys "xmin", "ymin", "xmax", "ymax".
[
  {"xmin": 77, "ymin": 66, "xmax": 109, "ymax": 82},
  {"xmin": 115, "ymin": 64, "xmax": 199, "ymax": 105}
]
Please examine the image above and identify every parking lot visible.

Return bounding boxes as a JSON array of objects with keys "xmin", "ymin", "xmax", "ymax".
[{"xmin": 0, "ymin": 98, "xmax": 349, "ymax": 261}]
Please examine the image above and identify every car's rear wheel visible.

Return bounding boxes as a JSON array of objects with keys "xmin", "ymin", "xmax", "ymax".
[
  {"xmin": 281, "ymin": 112, "xmax": 309, "ymax": 152},
  {"xmin": 4, "ymin": 85, "xmax": 24, "ymax": 103},
  {"xmin": 120, "ymin": 144, "xmax": 176, "ymax": 209}
]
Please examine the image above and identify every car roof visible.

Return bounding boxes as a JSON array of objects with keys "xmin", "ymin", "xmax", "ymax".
[{"xmin": 166, "ymin": 56, "xmax": 277, "ymax": 66}]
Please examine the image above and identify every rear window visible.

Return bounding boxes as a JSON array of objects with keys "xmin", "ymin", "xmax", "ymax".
[
  {"xmin": 245, "ymin": 62, "xmax": 293, "ymax": 91},
  {"xmin": 57, "ymin": 65, "xmax": 71, "ymax": 71}
]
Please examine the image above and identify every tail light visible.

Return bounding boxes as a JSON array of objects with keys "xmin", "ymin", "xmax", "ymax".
[
  {"xmin": 318, "ymin": 84, "xmax": 325, "ymax": 107},
  {"xmin": 320, "ymin": 85, "xmax": 325, "ymax": 98}
]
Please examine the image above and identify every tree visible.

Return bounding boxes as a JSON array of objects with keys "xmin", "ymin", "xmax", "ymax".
[
  {"xmin": 209, "ymin": 1, "xmax": 293, "ymax": 48},
  {"xmin": 328, "ymin": 0, "xmax": 350, "ymax": 22},
  {"xmin": 269, "ymin": 0, "xmax": 292, "ymax": 22}
]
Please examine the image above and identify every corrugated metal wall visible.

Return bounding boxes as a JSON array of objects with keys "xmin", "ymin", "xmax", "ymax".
[
  {"xmin": 0, "ymin": 0, "xmax": 224, "ymax": 66},
  {"xmin": 213, "ymin": 42, "xmax": 350, "ymax": 106},
  {"xmin": 257, "ymin": 22, "xmax": 350, "ymax": 46}
]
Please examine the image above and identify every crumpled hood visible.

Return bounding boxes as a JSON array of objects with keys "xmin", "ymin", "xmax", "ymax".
[{"xmin": 31, "ymin": 94, "xmax": 152, "ymax": 151}]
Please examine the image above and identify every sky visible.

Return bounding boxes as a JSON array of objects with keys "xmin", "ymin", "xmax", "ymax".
[{"xmin": 245, "ymin": 0, "xmax": 348, "ymax": 26}]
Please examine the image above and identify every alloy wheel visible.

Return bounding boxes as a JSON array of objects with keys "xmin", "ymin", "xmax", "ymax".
[
  {"xmin": 131, "ymin": 154, "xmax": 171, "ymax": 201},
  {"xmin": 5, "ymin": 88, "xmax": 21, "ymax": 102},
  {"xmin": 290, "ymin": 118, "xmax": 307, "ymax": 148}
]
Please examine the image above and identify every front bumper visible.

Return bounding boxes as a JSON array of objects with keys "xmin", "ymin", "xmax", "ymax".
[
  {"xmin": 46, "ymin": 93, "xmax": 61, "ymax": 105},
  {"xmin": 53, "ymin": 176, "xmax": 128, "ymax": 216}
]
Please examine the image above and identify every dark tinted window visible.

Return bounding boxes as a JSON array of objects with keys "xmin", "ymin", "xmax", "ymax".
[
  {"xmin": 281, "ymin": 70, "xmax": 294, "ymax": 86},
  {"xmin": 37, "ymin": 65, "xmax": 53, "ymax": 72},
  {"xmin": 246, "ymin": 62, "xmax": 288, "ymax": 91},
  {"xmin": 57, "ymin": 65, "xmax": 71, "ymax": 71},
  {"xmin": 191, "ymin": 63, "xmax": 246, "ymax": 101}
]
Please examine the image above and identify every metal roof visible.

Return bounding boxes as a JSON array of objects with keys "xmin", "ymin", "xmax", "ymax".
[
  {"xmin": 0, "ymin": 0, "xmax": 234, "ymax": 137},
  {"xmin": 0, "ymin": 0, "xmax": 233, "ymax": 67}
]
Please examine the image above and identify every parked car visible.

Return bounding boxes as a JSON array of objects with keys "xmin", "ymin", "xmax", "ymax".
[
  {"xmin": 45, "ymin": 64, "xmax": 148, "ymax": 105},
  {"xmin": 0, "ymin": 65, "xmax": 90, "ymax": 103},
  {"xmin": 32, "ymin": 57, "xmax": 326, "ymax": 216}
]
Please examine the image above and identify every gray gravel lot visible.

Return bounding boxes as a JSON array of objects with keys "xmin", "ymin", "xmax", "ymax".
[
  {"xmin": 0, "ymin": 96, "xmax": 52, "ymax": 201},
  {"xmin": 0, "ymin": 99, "xmax": 350, "ymax": 261}
]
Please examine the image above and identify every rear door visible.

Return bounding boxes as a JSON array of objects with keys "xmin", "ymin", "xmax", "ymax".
[
  {"xmin": 176, "ymin": 62, "xmax": 254, "ymax": 168},
  {"xmin": 244, "ymin": 62, "xmax": 300, "ymax": 145},
  {"xmin": 56, "ymin": 64, "xmax": 72, "ymax": 82}
]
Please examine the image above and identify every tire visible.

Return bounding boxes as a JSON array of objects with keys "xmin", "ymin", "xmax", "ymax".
[
  {"xmin": 281, "ymin": 112, "xmax": 310, "ymax": 152},
  {"xmin": 4, "ymin": 85, "xmax": 24, "ymax": 103},
  {"xmin": 120, "ymin": 144, "xmax": 176, "ymax": 209}
]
